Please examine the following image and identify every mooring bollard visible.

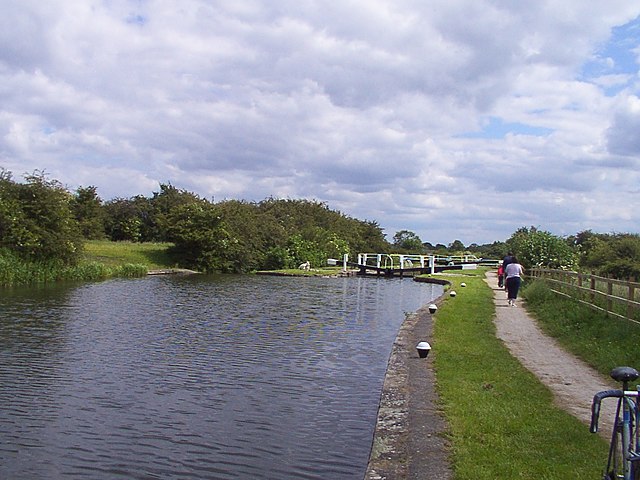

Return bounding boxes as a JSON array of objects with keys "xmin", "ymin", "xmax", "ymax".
[
  {"xmin": 428, "ymin": 303, "xmax": 437, "ymax": 314},
  {"xmin": 416, "ymin": 341, "xmax": 431, "ymax": 358},
  {"xmin": 450, "ymin": 290, "xmax": 457, "ymax": 297}
]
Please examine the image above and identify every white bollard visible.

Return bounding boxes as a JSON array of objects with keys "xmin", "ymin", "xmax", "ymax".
[{"xmin": 416, "ymin": 341, "xmax": 432, "ymax": 358}]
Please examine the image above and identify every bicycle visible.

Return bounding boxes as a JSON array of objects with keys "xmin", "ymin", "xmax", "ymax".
[{"xmin": 591, "ymin": 366, "xmax": 640, "ymax": 480}]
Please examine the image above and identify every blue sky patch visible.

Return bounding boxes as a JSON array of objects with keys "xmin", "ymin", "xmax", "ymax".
[
  {"xmin": 580, "ymin": 15, "xmax": 640, "ymax": 94},
  {"xmin": 458, "ymin": 116, "xmax": 553, "ymax": 139}
]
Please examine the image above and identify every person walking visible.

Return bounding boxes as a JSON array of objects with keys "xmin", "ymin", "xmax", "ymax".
[
  {"xmin": 502, "ymin": 252, "xmax": 515, "ymax": 270},
  {"xmin": 504, "ymin": 256, "xmax": 524, "ymax": 306}
]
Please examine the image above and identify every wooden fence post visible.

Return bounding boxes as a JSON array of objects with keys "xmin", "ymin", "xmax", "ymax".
[
  {"xmin": 536, "ymin": 269, "xmax": 638, "ymax": 323},
  {"xmin": 578, "ymin": 273, "xmax": 583, "ymax": 302},
  {"xmin": 607, "ymin": 276, "xmax": 613, "ymax": 315},
  {"xmin": 629, "ymin": 279, "xmax": 635, "ymax": 320}
]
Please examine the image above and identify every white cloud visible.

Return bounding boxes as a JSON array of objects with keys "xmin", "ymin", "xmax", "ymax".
[
  {"xmin": 606, "ymin": 94, "xmax": 640, "ymax": 156},
  {"xmin": 1, "ymin": 1, "xmax": 640, "ymax": 245}
]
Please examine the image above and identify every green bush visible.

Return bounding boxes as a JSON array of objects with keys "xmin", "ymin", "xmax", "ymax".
[
  {"xmin": 507, "ymin": 226, "xmax": 577, "ymax": 269},
  {"xmin": 166, "ymin": 202, "xmax": 232, "ymax": 272},
  {"xmin": 599, "ymin": 259, "xmax": 640, "ymax": 281},
  {"xmin": 0, "ymin": 170, "xmax": 84, "ymax": 264}
]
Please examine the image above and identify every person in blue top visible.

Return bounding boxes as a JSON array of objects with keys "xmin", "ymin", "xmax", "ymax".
[{"xmin": 502, "ymin": 252, "xmax": 515, "ymax": 270}]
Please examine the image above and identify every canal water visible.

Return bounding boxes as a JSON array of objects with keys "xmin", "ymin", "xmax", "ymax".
[{"xmin": 0, "ymin": 274, "xmax": 443, "ymax": 479}]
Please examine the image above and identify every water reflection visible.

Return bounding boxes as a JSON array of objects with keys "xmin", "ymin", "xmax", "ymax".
[{"xmin": 0, "ymin": 275, "xmax": 442, "ymax": 479}]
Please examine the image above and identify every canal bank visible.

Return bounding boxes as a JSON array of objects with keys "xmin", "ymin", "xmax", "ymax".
[
  {"xmin": 366, "ymin": 281, "xmax": 452, "ymax": 480},
  {"xmin": 366, "ymin": 269, "xmax": 618, "ymax": 479}
]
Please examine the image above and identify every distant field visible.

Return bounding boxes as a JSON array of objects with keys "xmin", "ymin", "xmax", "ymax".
[{"xmin": 82, "ymin": 240, "xmax": 175, "ymax": 270}]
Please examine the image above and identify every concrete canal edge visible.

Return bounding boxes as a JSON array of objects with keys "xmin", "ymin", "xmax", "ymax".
[
  {"xmin": 147, "ymin": 268, "xmax": 199, "ymax": 275},
  {"xmin": 365, "ymin": 277, "xmax": 453, "ymax": 480}
]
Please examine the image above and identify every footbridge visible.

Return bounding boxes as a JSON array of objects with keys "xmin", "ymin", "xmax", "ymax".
[{"xmin": 328, "ymin": 253, "xmax": 499, "ymax": 277}]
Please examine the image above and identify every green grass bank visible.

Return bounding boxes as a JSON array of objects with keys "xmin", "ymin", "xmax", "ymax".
[
  {"xmin": 431, "ymin": 270, "xmax": 608, "ymax": 479},
  {"xmin": 0, "ymin": 240, "xmax": 175, "ymax": 287},
  {"xmin": 82, "ymin": 240, "xmax": 175, "ymax": 270}
]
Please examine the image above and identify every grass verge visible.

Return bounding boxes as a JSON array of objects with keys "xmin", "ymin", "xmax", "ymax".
[
  {"xmin": 431, "ymin": 270, "xmax": 607, "ymax": 479},
  {"xmin": 82, "ymin": 240, "xmax": 175, "ymax": 270},
  {"xmin": 256, "ymin": 266, "xmax": 346, "ymax": 276}
]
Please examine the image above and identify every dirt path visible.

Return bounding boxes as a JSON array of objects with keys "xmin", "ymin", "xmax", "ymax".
[{"xmin": 484, "ymin": 270, "xmax": 617, "ymax": 436}]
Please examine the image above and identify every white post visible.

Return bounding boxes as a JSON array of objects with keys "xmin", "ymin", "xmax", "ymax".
[
  {"xmin": 343, "ymin": 253, "xmax": 348, "ymax": 271},
  {"xmin": 429, "ymin": 255, "xmax": 435, "ymax": 274}
]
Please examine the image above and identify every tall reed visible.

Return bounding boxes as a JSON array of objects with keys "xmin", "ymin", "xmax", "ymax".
[{"xmin": 0, "ymin": 250, "xmax": 147, "ymax": 287}]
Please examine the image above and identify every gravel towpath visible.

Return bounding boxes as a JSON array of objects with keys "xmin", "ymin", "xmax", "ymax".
[{"xmin": 484, "ymin": 270, "xmax": 617, "ymax": 436}]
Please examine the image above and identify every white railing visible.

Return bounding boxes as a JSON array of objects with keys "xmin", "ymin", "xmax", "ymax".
[
  {"xmin": 356, "ymin": 253, "xmax": 434, "ymax": 271},
  {"xmin": 328, "ymin": 253, "xmax": 492, "ymax": 273}
]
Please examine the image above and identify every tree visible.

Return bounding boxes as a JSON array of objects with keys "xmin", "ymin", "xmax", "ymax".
[
  {"xmin": 214, "ymin": 199, "xmax": 287, "ymax": 272},
  {"xmin": 448, "ymin": 239, "xmax": 465, "ymax": 252},
  {"xmin": 286, "ymin": 233, "xmax": 325, "ymax": 268},
  {"xmin": 353, "ymin": 220, "xmax": 389, "ymax": 253},
  {"xmin": 103, "ymin": 197, "xmax": 144, "ymax": 242},
  {"xmin": 392, "ymin": 230, "xmax": 424, "ymax": 252},
  {"xmin": 165, "ymin": 201, "xmax": 232, "ymax": 272},
  {"xmin": 71, "ymin": 186, "xmax": 105, "ymax": 239},
  {"xmin": 0, "ymin": 169, "xmax": 83, "ymax": 263},
  {"xmin": 147, "ymin": 183, "xmax": 204, "ymax": 241},
  {"xmin": 577, "ymin": 232, "xmax": 640, "ymax": 279},
  {"xmin": 506, "ymin": 226, "xmax": 577, "ymax": 269},
  {"xmin": 257, "ymin": 198, "xmax": 389, "ymax": 261}
]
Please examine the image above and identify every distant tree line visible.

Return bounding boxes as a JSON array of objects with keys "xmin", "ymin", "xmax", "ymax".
[
  {"xmin": 495, "ymin": 226, "xmax": 640, "ymax": 280},
  {"xmin": 2, "ymin": 169, "xmax": 638, "ymax": 278},
  {"xmin": 391, "ymin": 226, "xmax": 640, "ymax": 281}
]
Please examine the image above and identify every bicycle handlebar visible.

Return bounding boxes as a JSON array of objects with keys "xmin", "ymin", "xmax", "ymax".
[{"xmin": 590, "ymin": 390, "xmax": 623, "ymax": 433}]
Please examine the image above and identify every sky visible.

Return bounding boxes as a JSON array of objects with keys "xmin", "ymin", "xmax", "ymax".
[{"xmin": 1, "ymin": 1, "xmax": 640, "ymax": 246}]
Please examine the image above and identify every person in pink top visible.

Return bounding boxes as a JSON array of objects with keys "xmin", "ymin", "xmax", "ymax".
[
  {"xmin": 504, "ymin": 256, "xmax": 524, "ymax": 306},
  {"xmin": 497, "ymin": 264, "xmax": 504, "ymax": 288}
]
